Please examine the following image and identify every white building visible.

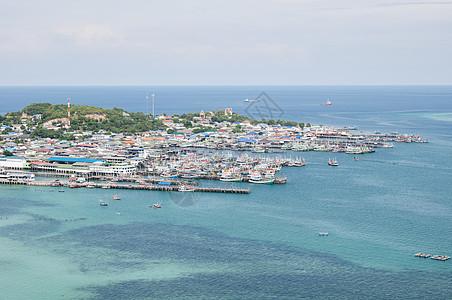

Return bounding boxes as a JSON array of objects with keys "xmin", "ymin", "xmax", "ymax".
[
  {"xmin": 89, "ymin": 162, "xmax": 136, "ymax": 176},
  {"xmin": 0, "ymin": 156, "xmax": 27, "ymax": 170}
]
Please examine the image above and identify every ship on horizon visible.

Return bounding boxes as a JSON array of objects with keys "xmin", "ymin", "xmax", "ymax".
[
  {"xmin": 244, "ymin": 98, "xmax": 260, "ymax": 103},
  {"xmin": 321, "ymin": 99, "xmax": 332, "ymax": 106}
]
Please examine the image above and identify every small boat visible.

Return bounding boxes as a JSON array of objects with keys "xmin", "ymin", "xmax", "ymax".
[
  {"xmin": 86, "ymin": 185, "xmax": 95, "ymax": 188},
  {"xmin": 101, "ymin": 185, "xmax": 110, "ymax": 189},
  {"xmin": 112, "ymin": 194, "xmax": 121, "ymax": 200},
  {"xmin": 415, "ymin": 253, "xmax": 431, "ymax": 258},
  {"xmin": 430, "ymin": 255, "xmax": 450, "ymax": 261},
  {"xmin": 152, "ymin": 203, "xmax": 162, "ymax": 208},
  {"xmin": 116, "ymin": 212, "xmax": 121, "ymax": 215},
  {"xmin": 321, "ymin": 99, "xmax": 332, "ymax": 106},
  {"xmin": 181, "ymin": 173, "xmax": 200, "ymax": 179},
  {"xmin": 160, "ymin": 173, "xmax": 179, "ymax": 178},
  {"xmin": 99, "ymin": 201, "xmax": 108, "ymax": 206},
  {"xmin": 251, "ymin": 147, "xmax": 265, "ymax": 153},
  {"xmin": 220, "ymin": 176, "xmax": 243, "ymax": 182},
  {"xmin": 244, "ymin": 98, "xmax": 259, "ymax": 103},
  {"xmin": 178, "ymin": 185, "xmax": 195, "ymax": 192},
  {"xmin": 58, "ymin": 189, "xmax": 65, "ymax": 192},
  {"xmin": 318, "ymin": 232, "xmax": 329, "ymax": 236},
  {"xmin": 328, "ymin": 158, "xmax": 338, "ymax": 166}
]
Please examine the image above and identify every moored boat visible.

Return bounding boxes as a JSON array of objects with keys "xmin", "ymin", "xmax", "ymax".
[
  {"xmin": 178, "ymin": 185, "xmax": 195, "ymax": 192},
  {"xmin": 248, "ymin": 172, "xmax": 274, "ymax": 184}
]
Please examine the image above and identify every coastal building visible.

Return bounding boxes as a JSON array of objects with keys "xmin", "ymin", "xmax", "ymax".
[
  {"xmin": 0, "ymin": 156, "xmax": 27, "ymax": 170},
  {"xmin": 89, "ymin": 162, "xmax": 136, "ymax": 176}
]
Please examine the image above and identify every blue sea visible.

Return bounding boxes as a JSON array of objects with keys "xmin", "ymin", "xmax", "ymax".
[{"xmin": 0, "ymin": 86, "xmax": 451, "ymax": 299}]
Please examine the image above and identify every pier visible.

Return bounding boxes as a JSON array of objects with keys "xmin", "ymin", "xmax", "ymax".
[{"xmin": 0, "ymin": 179, "xmax": 250, "ymax": 194}]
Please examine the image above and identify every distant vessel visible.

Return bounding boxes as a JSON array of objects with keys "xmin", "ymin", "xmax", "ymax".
[
  {"xmin": 321, "ymin": 99, "xmax": 332, "ymax": 106},
  {"xmin": 112, "ymin": 194, "xmax": 121, "ymax": 200},
  {"xmin": 328, "ymin": 158, "xmax": 338, "ymax": 166},
  {"xmin": 99, "ymin": 201, "xmax": 108, "ymax": 206},
  {"xmin": 244, "ymin": 98, "xmax": 259, "ymax": 103}
]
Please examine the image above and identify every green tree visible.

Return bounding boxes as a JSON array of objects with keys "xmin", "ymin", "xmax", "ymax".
[{"xmin": 3, "ymin": 149, "xmax": 13, "ymax": 156}]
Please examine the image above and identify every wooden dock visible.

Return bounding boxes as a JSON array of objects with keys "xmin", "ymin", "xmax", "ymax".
[{"xmin": 0, "ymin": 179, "xmax": 250, "ymax": 194}]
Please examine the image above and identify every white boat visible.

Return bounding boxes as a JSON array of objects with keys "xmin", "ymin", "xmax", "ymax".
[
  {"xmin": 244, "ymin": 98, "xmax": 260, "ymax": 103},
  {"xmin": 321, "ymin": 99, "xmax": 332, "ymax": 106},
  {"xmin": 112, "ymin": 194, "xmax": 121, "ymax": 200},
  {"xmin": 178, "ymin": 185, "xmax": 195, "ymax": 192},
  {"xmin": 99, "ymin": 201, "xmax": 108, "ymax": 206},
  {"xmin": 220, "ymin": 170, "xmax": 243, "ymax": 182},
  {"xmin": 328, "ymin": 158, "xmax": 338, "ymax": 166},
  {"xmin": 248, "ymin": 172, "xmax": 274, "ymax": 184}
]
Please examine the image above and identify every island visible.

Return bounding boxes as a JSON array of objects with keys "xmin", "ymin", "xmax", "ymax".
[{"xmin": 0, "ymin": 103, "xmax": 428, "ymax": 192}]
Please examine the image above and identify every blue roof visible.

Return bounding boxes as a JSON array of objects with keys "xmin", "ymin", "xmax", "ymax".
[
  {"xmin": 7, "ymin": 156, "xmax": 23, "ymax": 159},
  {"xmin": 46, "ymin": 157, "xmax": 104, "ymax": 163}
]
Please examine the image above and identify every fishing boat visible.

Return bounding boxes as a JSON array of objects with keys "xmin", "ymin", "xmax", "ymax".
[
  {"xmin": 160, "ymin": 173, "xmax": 179, "ymax": 178},
  {"xmin": 321, "ymin": 99, "xmax": 332, "ymax": 106},
  {"xmin": 99, "ymin": 200, "xmax": 108, "ymax": 206},
  {"xmin": 287, "ymin": 157, "xmax": 305, "ymax": 167},
  {"xmin": 328, "ymin": 158, "xmax": 338, "ymax": 166},
  {"xmin": 318, "ymin": 232, "xmax": 329, "ymax": 236},
  {"xmin": 220, "ymin": 170, "xmax": 243, "ymax": 182},
  {"xmin": 112, "ymin": 194, "xmax": 121, "ymax": 200},
  {"xmin": 181, "ymin": 173, "xmax": 200, "ymax": 179},
  {"xmin": 251, "ymin": 147, "xmax": 265, "ymax": 153},
  {"xmin": 178, "ymin": 185, "xmax": 195, "ymax": 192},
  {"xmin": 248, "ymin": 172, "xmax": 274, "ymax": 184}
]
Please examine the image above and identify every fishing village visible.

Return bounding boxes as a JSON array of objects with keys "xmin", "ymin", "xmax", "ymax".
[{"xmin": 1, "ymin": 103, "xmax": 429, "ymax": 193}]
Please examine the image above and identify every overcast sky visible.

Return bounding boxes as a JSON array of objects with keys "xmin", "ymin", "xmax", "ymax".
[{"xmin": 1, "ymin": 0, "xmax": 451, "ymax": 85}]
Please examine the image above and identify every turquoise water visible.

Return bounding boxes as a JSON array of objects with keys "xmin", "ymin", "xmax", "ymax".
[{"xmin": 0, "ymin": 86, "xmax": 451, "ymax": 299}]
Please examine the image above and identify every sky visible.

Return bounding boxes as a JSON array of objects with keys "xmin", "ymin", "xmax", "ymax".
[{"xmin": 0, "ymin": 0, "xmax": 451, "ymax": 85}]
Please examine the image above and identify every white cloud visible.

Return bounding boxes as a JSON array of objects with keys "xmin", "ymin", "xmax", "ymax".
[{"xmin": 52, "ymin": 25, "xmax": 124, "ymax": 47}]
